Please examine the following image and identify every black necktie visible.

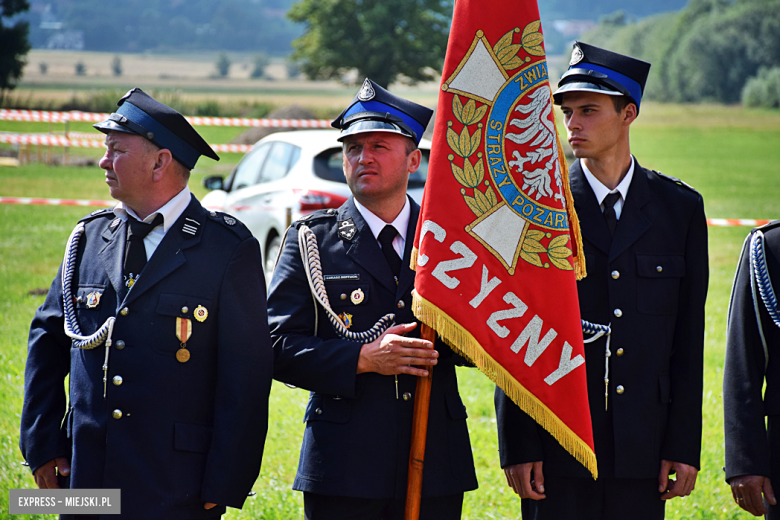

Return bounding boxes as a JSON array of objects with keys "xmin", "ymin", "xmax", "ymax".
[
  {"xmin": 123, "ymin": 214, "xmax": 164, "ymax": 290},
  {"xmin": 602, "ymin": 192, "xmax": 621, "ymax": 237},
  {"xmin": 378, "ymin": 225, "xmax": 402, "ymax": 278}
]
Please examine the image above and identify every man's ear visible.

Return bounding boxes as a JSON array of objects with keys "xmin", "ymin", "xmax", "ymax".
[
  {"xmin": 407, "ymin": 148, "xmax": 422, "ymax": 174},
  {"xmin": 151, "ymin": 149, "xmax": 174, "ymax": 183},
  {"xmin": 623, "ymin": 103, "xmax": 638, "ymax": 126}
]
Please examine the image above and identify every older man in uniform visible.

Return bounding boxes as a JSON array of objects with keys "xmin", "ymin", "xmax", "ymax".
[
  {"xmin": 724, "ymin": 220, "xmax": 780, "ymax": 518},
  {"xmin": 494, "ymin": 43, "xmax": 709, "ymax": 519},
  {"xmin": 268, "ymin": 78, "xmax": 478, "ymax": 520},
  {"xmin": 20, "ymin": 88, "xmax": 273, "ymax": 519}
]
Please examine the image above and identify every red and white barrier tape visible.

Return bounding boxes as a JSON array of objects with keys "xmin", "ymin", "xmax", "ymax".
[
  {"xmin": 0, "ymin": 197, "xmax": 774, "ymax": 227},
  {"xmin": 0, "ymin": 197, "xmax": 114, "ymax": 207},
  {"xmin": 707, "ymin": 218, "xmax": 771, "ymax": 227},
  {"xmin": 0, "ymin": 109, "xmax": 331, "ymax": 128},
  {"xmin": 0, "ymin": 133, "xmax": 251, "ymax": 153}
]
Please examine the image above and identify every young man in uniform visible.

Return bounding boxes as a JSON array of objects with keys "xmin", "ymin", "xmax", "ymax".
[
  {"xmin": 724, "ymin": 220, "xmax": 780, "ymax": 518},
  {"xmin": 495, "ymin": 42, "xmax": 709, "ymax": 519},
  {"xmin": 268, "ymin": 79, "xmax": 478, "ymax": 520},
  {"xmin": 20, "ymin": 88, "xmax": 273, "ymax": 519}
]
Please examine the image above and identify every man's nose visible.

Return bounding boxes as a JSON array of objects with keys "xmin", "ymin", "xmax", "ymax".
[
  {"xmin": 358, "ymin": 148, "xmax": 373, "ymax": 164},
  {"xmin": 98, "ymin": 153, "xmax": 111, "ymax": 169}
]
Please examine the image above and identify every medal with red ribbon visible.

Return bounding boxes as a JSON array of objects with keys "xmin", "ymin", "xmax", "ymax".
[{"xmin": 175, "ymin": 317, "xmax": 192, "ymax": 363}]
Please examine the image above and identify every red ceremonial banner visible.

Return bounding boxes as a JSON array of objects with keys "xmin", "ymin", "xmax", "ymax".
[{"xmin": 411, "ymin": 0, "xmax": 597, "ymax": 477}]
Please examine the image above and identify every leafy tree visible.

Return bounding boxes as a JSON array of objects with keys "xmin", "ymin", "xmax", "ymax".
[
  {"xmin": 742, "ymin": 66, "xmax": 780, "ymax": 108},
  {"xmin": 580, "ymin": 0, "xmax": 780, "ymax": 104},
  {"xmin": 287, "ymin": 0, "xmax": 452, "ymax": 88},
  {"xmin": 0, "ymin": 0, "xmax": 32, "ymax": 106},
  {"xmin": 215, "ymin": 52, "xmax": 231, "ymax": 78},
  {"xmin": 111, "ymin": 55, "xmax": 122, "ymax": 77},
  {"xmin": 250, "ymin": 53, "xmax": 269, "ymax": 79},
  {"xmin": 286, "ymin": 57, "xmax": 302, "ymax": 79}
]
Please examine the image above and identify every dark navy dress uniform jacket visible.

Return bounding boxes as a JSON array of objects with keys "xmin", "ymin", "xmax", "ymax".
[
  {"xmin": 496, "ymin": 160, "xmax": 709, "ymax": 479},
  {"xmin": 724, "ymin": 220, "xmax": 780, "ymax": 483},
  {"xmin": 268, "ymin": 197, "xmax": 478, "ymax": 499},
  {"xmin": 20, "ymin": 195, "xmax": 273, "ymax": 519}
]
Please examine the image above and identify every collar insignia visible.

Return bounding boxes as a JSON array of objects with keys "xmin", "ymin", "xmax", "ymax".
[
  {"xmin": 182, "ymin": 217, "xmax": 200, "ymax": 236},
  {"xmin": 338, "ymin": 217, "xmax": 357, "ymax": 241}
]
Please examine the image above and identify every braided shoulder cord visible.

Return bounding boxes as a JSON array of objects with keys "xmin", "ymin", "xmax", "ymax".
[
  {"xmin": 62, "ymin": 222, "xmax": 116, "ymax": 398},
  {"xmin": 751, "ymin": 231, "xmax": 780, "ymax": 328},
  {"xmin": 298, "ymin": 224, "xmax": 394, "ymax": 343},
  {"xmin": 582, "ymin": 319, "xmax": 612, "ymax": 411}
]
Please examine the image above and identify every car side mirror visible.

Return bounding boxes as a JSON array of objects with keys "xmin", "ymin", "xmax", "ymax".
[{"xmin": 202, "ymin": 175, "xmax": 224, "ymax": 191}]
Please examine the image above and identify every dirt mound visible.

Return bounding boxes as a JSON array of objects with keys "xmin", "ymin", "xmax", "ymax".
[{"xmin": 230, "ymin": 105, "xmax": 319, "ymax": 145}]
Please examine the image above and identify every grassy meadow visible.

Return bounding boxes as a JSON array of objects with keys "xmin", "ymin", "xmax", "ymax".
[{"xmin": 1, "ymin": 101, "xmax": 779, "ymax": 519}]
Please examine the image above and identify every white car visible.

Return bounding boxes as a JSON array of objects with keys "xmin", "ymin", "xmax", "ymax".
[{"xmin": 201, "ymin": 129, "xmax": 431, "ymax": 281}]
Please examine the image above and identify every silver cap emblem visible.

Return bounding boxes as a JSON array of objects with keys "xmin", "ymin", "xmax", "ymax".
[
  {"xmin": 357, "ymin": 78, "xmax": 376, "ymax": 101},
  {"xmin": 570, "ymin": 44, "xmax": 584, "ymax": 66}
]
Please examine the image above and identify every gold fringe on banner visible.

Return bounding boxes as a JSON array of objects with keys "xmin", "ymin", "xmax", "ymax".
[
  {"xmin": 412, "ymin": 290, "xmax": 598, "ymax": 479},
  {"xmin": 551, "ymin": 92, "xmax": 586, "ymax": 281}
]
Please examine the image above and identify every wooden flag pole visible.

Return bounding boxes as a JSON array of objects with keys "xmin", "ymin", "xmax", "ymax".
[{"xmin": 404, "ymin": 322, "xmax": 436, "ymax": 520}]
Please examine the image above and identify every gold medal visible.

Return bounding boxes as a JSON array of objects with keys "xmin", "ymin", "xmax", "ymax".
[
  {"xmin": 86, "ymin": 291, "xmax": 101, "ymax": 309},
  {"xmin": 176, "ymin": 318, "xmax": 192, "ymax": 362},
  {"xmin": 194, "ymin": 305, "xmax": 208, "ymax": 322},
  {"xmin": 338, "ymin": 313, "xmax": 353, "ymax": 329},
  {"xmin": 176, "ymin": 348, "xmax": 191, "ymax": 363},
  {"xmin": 350, "ymin": 288, "xmax": 364, "ymax": 305}
]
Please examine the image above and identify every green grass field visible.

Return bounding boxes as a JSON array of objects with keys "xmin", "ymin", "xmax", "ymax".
[{"xmin": 1, "ymin": 102, "xmax": 779, "ymax": 519}]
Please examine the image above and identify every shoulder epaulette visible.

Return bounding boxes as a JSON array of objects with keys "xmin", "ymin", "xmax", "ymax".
[
  {"xmin": 207, "ymin": 210, "xmax": 252, "ymax": 239},
  {"xmin": 78, "ymin": 208, "xmax": 114, "ymax": 223},
  {"xmin": 295, "ymin": 208, "xmax": 338, "ymax": 225},
  {"xmin": 756, "ymin": 220, "xmax": 780, "ymax": 233},
  {"xmin": 654, "ymin": 170, "xmax": 698, "ymax": 193}
]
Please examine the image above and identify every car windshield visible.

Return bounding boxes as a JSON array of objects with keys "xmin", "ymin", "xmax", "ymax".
[{"xmin": 313, "ymin": 147, "xmax": 429, "ymax": 188}]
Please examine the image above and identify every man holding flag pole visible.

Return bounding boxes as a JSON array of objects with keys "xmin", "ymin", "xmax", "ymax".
[
  {"xmin": 494, "ymin": 43, "xmax": 709, "ymax": 519},
  {"xmin": 408, "ymin": 0, "xmax": 600, "ymax": 516},
  {"xmin": 267, "ymin": 79, "xmax": 478, "ymax": 519}
]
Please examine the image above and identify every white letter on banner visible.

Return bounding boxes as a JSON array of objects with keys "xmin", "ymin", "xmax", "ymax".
[
  {"xmin": 432, "ymin": 241, "xmax": 477, "ymax": 289},
  {"xmin": 416, "ymin": 220, "xmax": 446, "ymax": 267},
  {"xmin": 486, "ymin": 292, "xmax": 528, "ymax": 338},
  {"xmin": 469, "ymin": 265, "xmax": 502, "ymax": 308},
  {"xmin": 544, "ymin": 341, "xmax": 585, "ymax": 385},
  {"xmin": 510, "ymin": 315, "xmax": 558, "ymax": 367}
]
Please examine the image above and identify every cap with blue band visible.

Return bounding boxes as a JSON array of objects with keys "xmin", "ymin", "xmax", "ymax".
[
  {"xmin": 553, "ymin": 42, "xmax": 651, "ymax": 112},
  {"xmin": 94, "ymin": 88, "xmax": 219, "ymax": 170},
  {"xmin": 332, "ymin": 79, "xmax": 433, "ymax": 146}
]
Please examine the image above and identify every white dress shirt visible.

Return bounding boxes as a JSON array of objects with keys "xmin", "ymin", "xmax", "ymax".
[
  {"xmin": 113, "ymin": 186, "xmax": 192, "ymax": 260},
  {"xmin": 582, "ymin": 156, "xmax": 635, "ymax": 219},
  {"xmin": 353, "ymin": 197, "xmax": 410, "ymax": 258}
]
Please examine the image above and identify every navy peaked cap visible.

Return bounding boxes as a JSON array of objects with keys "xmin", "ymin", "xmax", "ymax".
[
  {"xmin": 554, "ymin": 42, "xmax": 651, "ymax": 111},
  {"xmin": 332, "ymin": 79, "xmax": 433, "ymax": 145},
  {"xmin": 94, "ymin": 88, "xmax": 219, "ymax": 169}
]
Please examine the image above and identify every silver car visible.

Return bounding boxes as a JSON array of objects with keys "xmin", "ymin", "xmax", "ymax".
[{"xmin": 201, "ymin": 129, "xmax": 431, "ymax": 281}]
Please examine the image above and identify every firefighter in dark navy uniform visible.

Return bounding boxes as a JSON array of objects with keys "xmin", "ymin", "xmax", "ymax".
[
  {"xmin": 268, "ymin": 78, "xmax": 478, "ymax": 520},
  {"xmin": 494, "ymin": 42, "xmax": 709, "ymax": 519},
  {"xmin": 20, "ymin": 88, "xmax": 273, "ymax": 520},
  {"xmin": 724, "ymin": 220, "xmax": 780, "ymax": 518}
]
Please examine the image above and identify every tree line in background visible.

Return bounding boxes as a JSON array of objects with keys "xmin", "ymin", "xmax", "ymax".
[
  {"xmin": 1, "ymin": 0, "xmax": 31, "ymax": 105},
  {"xmin": 20, "ymin": 0, "xmax": 302, "ymax": 55},
  {"xmin": 581, "ymin": 0, "xmax": 780, "ymax": 106}
]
